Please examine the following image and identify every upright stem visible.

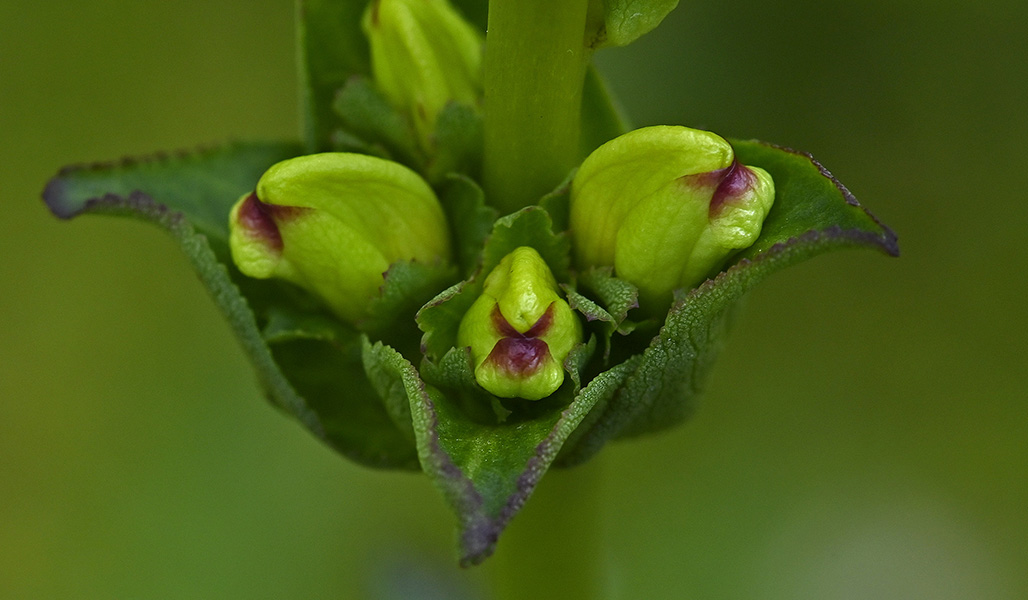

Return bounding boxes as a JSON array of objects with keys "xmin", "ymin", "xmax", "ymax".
[
  {"xmin": 489, "ymin": 457, "xmax": 608, "ymax": 600},
  {"xmin": 482, "ymin": 0, "xmax": 591, "ymax": 214}
]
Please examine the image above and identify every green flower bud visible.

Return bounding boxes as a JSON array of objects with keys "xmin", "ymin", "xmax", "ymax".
[
  {"xmin": 229, "ymin": 152, "xmax": 451, "ymax": 324},
  {"xmin": 362, "ymin": 0, "xmax": 483, "ymax": 150},
  {"xmin": 570, "ymin": 125, "xmax": 775, "ymax": 310},
  {"xmin": 457, "ymin": 247, "xmax": 582, "ymax": 401}
]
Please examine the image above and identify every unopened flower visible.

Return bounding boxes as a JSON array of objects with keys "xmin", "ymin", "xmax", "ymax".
[
  {"xmin": 570, "ymin": 125, "xmax": 775, "ymax": 310},
  {"xmin": 457, "ymin": 246, "xmax": 582, "ymax": 400},
  {"xmin": 229, "ymin": 152, "xmax": 451, "ymax": 324},
  {"xmin": 363, "ymin": 0, "xmax": 482, "ymax": 150}
]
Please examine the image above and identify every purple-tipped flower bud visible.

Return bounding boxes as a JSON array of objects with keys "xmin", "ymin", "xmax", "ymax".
[
  {"xmin": 570, "ymin": 125, "xmax": 774, "ymax": 310},
  {"xmin": 363, "ymin": 0, "xmax": 482, "ymax": 150},
  {"xmin": 457, "ymin": 247, "xmax": 582, "ymax": 400},
  {"xmin": 229, "ymin": 152, "xmax": 451, "ymax": 324}
]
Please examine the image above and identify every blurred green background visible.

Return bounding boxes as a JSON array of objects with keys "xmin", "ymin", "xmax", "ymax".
[{"xmin": 2, "ymin": 1, "xmax": 1024, "ymax": 598}]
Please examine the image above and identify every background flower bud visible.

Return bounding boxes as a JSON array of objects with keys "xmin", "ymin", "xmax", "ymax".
[
  {"xmin": 229, "ymin": 152, "xmax": 451, "ymax": 324},
  {"xmin": 570, "ymin": 125, "xmax": 774, "ymax": 309},
  {"xmin": 362, "ymin": 0, "xmax": 483, "ymax": 150},
  {"xmin": 457, "ymin": 247, "xmax": 582, "ymax": 400}
]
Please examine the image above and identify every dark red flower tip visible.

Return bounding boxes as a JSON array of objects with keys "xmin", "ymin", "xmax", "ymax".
[{"xmin": 484, "ymin": 337, "xmax": 552, "ymax": 376}]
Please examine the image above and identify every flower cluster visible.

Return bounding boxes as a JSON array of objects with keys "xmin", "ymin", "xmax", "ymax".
[{"xmin": 44, "ymin": 0, "xmax": 897, "ymax": 566}]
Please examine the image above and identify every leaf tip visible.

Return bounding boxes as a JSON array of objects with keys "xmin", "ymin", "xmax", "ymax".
[{"xmin": 41, "ymin": 175, "xmax": 75, "ymax": 219}]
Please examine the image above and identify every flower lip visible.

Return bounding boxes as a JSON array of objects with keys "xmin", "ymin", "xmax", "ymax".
[
  {"xmin": 235, "ymin": 192, "xmax": 312, "ymax": 252},
  {"xmin": 485, "ymin": 337, "xmax": 552, "ymax": 377},
  {"xmin": 485, "ymin": 303, "xmax": 555, "ymax": 376},
  {"xmin": 710, "ymin": 159, "xmax": 759, "ymax": 217},
  {"xmin": 236, "ymin": 193, "xmax": 282, "ymax": 251},
  {"xmin": 678, "ymin": 158, "xmax": 760, "ymax": 219}
]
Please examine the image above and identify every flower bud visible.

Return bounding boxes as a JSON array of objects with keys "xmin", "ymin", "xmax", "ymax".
[
  {"xmin": 457, "ymin": 247, "xmax": 582, "ymax": 401},
  {"xmin": 570, "ymin": 125, "xmax": 774, "ymax": 309},
  {"xmin": 229, "ymin": 152, "xmax": 451, "ymax": 324},
  {"xmin": 362, "ymin": 0, "xmax": 483, "ymax": 150}
]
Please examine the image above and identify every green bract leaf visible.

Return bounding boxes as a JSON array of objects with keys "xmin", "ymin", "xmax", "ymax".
[
  {"xmin": 731, "ymin": 140, "xmax": 898, "ymax": 259},
  {"xmin": 333, "ymin": 77, "xmax": 483, "ymax": 184},
  {"xmin": 394, "ymin": 338, "xmax": 618, "ymax": 565},
  {"xmin": 41, "ymin": 142, "xmax": 420, "ymax": 469},
  {"xmin": 482, "ymin": 207, "xmax": 570, "ymax": 282},
  {"xmin": 440, "ymin": 174, "xmax": 497, "ymax": 277},
  {"xmin": 578, "ymin": 266, "xmax": 639, "ymax": 329},
  {"xmin": 362, "ymin": 337, "xmax": 419, "ymax": 442},
  {"xmin": 262, "ymin": 304, "xmax": 354, "ymax": 344},
  {"xmin": 425, "ymin": 100, "xmax": 484, "ymax": 183},
  {"xmin": 44, "ymin": 142, "xmax": 299, "ymax": 243},
  {"xmin": 361, "ymin": 259, "xmax": 459, "ymax": 356},
  {"xmin": 592, "ymin": 0, "xmax": 680, "ymax": 48},
  {"xmin": 332, "ymin": 75, "xmax": 421, "ymax": 166},
  {"xmin": 563, "ymin": 267, "xmax": 641, "ymax": 361}
]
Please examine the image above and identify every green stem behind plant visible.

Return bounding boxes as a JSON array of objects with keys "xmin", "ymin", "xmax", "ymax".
[{"xmin": 482, "ymin": 0, "xmax": 592, "ymax": 214}]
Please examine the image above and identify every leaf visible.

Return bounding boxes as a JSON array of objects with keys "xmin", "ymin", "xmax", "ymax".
[
  {"xmin": 440, "ymin": 174, "xmax": 497, "ymax": 278},
  {"xmin": 332, "ymin": 75, "xmax": 421, "ymax": 166},
  {"xmin": 42, "ymin": 142, "xmax": 420, "ymax": 469},
  {"xmin": 263, "ymin": 304, "xmax": 354, "ymax": 344},
  {"xmin": 271, "ymin": 336, "xmax": 419, "ymax": 468},
  {"xmin": 578, "ymin": 266, "xmax": 639, "ymax": 328},
  {"xmin": 361, "ymin": 258, "xmax": 460, "ymax": 358},
  {"xmin": 732, "ymin": 140, "xmax": 899, "ymax": 259},
  {"xmin": 595, "ymin": 0, "xmax": 680, "ymax": 48},
  {"xmin": 537, "ymin": 167, "xmax": 574, "ymax": 235},
  {"xmin": 563, "ymin": 268, "xmax": 640, "ymax": 361},
  {"xmin": 363, "ymin": 338, "xmax": 418, "ymax": 442},
  {"xmin": 482, "ymin": 206, "xmax": 571, "ymax": 282},
  {"xmin": 418, "ymin": 282, "xmax": 477, "ymax": 360},
  {"xmin": 297, "ymin": 0, "xmax": 371, "ymax": 152},
  {"xmin": 425, "ymin": 101, "xmax": 484, "ymax": 183},
  {"xmin": 557, "ymin": 141, "xmax": 898, "ymax": 464},
  {"xmin": 579, "ymin": 66, "xmax": 631, "ymax": 158},
  {"xmin": 376, "ymin": 337, "xmax": 627, "ymax": 565},
  {"xmin": 564, "ymin": 287, "xmax": 617, "ymax": 326},
  {"xmin": 43, "ymin": 142, "xmax": 300, "ymax": 243}
]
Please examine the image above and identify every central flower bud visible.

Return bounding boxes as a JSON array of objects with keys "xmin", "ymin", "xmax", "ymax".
[{"xmin": 457, "ymin": 247, "xmax": 582, "ymax": 400}]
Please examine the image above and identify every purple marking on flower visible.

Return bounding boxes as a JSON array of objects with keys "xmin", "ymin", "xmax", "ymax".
[
  {"xmin": 236, "ymin": 193, "xmax": 283, "ymax": 251},
  {"xmin": 675, "ymin": 159, "xmax": 761, "ymax": 219},
  {"xmin": 490, "ymin": 303, "xmax": 555, "ymax": 338},
  {"xmin": 485, "ymin": 337, "xmax": 551, "ymax": 376},
  {"xmin": 524, "ymin": 305, "xmax": 554, "ymax": 337},
  {"xmin": 491, "ymin": 306, "xmax": 521, "ymax": 337},
  {"xmin": 710, "ymin": 159, "xmax": 758, "ymax": 218},
  {"xmin": 678, "ymin": 165, "xmax": 730, "ymax": 192},
  {"xmin": 485, "ymin": 304, "xmax": 556, "ymax": 376},
  {"xmin": 236, "ymin": 193, "xmax": 311, "ymax": 252}
]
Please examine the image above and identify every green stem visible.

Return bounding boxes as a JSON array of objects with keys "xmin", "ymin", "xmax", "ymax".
[
  {"xmin": 482, "ymin": 0, "xmax": 592, "ymax": 214},
  {"xmin": 488, "ymin": 457, "xmax": 608, "ymax": 600}
]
